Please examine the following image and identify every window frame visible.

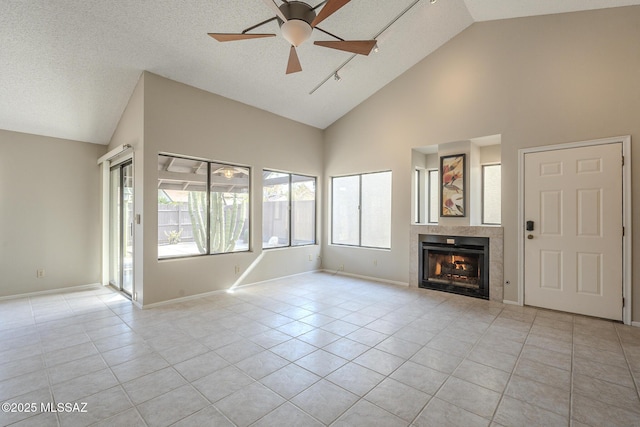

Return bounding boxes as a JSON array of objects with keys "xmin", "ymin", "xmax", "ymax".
[
  {"xmin": 414, "ymin": 169, "xmax": 421, "ymax": 223},
  {"xmin": 414, "ymin": 169, "xmax": 439, "ymax": 224},
  {"xmin": 262, "ymin": 170, "xmax": 317, "ymax": 250},
  {"xmin": 331, "ymin": 170, "xmax": 392, "ymax": 250},
  {"xmin": 427, "ymin": 169, "xmax": 439, "ymax": 224},
  {"xmin": 157, "ymin": 154, "xmax": 251, "ymax": 260}
]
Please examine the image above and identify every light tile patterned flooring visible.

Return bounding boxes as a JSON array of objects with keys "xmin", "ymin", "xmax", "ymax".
[{"xmin": 1, "ymin": 272, "xmax": 639, "ymax": 427}]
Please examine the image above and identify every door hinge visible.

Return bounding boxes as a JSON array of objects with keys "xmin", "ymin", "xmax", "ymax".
[
  {"xmin": 623, "ymin": 226, "xmax": 625, "ymax": 236},
  {"xmin": 622, "ymin": 297, "xmax": 625, "ymax": 307},
  {"xmin": 622, "ymin": 156, "xmax": 625, "ymax": 166}
]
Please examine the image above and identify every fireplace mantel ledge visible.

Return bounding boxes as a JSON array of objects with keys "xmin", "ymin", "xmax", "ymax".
[{"xmin": 410, "ymin": 224, "xmax": 503, "ymax": 238}]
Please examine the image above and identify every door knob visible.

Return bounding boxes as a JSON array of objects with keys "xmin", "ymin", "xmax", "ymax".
[{"xmin": 527, "ymin": 234, "xmax": 534, "ymax": 239}]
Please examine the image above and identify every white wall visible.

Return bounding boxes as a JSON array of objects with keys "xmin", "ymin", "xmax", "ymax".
[
  {"xmin": 138, "ymin": 73, "xmax": 324, "ymax": 305},
  {"xmin": 0, "ymin": 130, "xmax": 105, "ymax": 297},
  {"xmin": 323, "ymin": 6, "xmax": 640, "ymax": 320}
]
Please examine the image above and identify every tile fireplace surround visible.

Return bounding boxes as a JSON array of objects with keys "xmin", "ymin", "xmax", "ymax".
[{"xmin": 410, "ymin": 225, "xmax": 504, "ymax": 302}]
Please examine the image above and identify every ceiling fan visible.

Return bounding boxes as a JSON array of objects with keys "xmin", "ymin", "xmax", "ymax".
[{"xmin": 208, "ymin": 0, "xmax": 377, "ymax": 74}]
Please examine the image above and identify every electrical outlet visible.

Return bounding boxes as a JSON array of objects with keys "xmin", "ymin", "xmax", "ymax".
[
  {"xmin": 234, "ymin": 265, "xmax": 240, "ymax": 274},
  {"xmin": 308, "ymin": 254, "xmax": 313, "ymax": 261},
  {"xmin": 37, "ymin": 269, "xmax": 45, "ymax": 278},
  {"xmin": 339, "ymin": 264, "xmax": 344, "ymax": 271},
  {"xmin": 373, "ymin": 259, "xmax": 378, "ymax": 267}
]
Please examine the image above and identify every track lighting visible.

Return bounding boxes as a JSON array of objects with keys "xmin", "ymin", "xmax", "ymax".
[{"xmin": 310, "ymin": 0, "xmax": 426, "ymax": 94}]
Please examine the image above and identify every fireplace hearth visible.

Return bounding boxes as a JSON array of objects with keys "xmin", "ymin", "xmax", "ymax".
[{"xmin": 419, "ymin": 234, "xmax": 489, "ymax": 299}]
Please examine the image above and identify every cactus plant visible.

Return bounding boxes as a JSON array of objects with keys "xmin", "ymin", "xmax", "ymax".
[
  {"xmin": 188, "ymin": 190, "xmax": 247, "ymax": 254},
  {"xmin": 211, "ymin": 191, "xmax": 247, "ymax": 253},
  {"xmin": 188, "ymin": 191, "xmax": 208, "ymax": 254}
]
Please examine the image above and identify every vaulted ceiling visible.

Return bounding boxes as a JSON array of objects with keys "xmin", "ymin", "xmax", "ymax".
[{"xmin": 2, "ymin": 0, "xmax": 639, "ymax": 145}]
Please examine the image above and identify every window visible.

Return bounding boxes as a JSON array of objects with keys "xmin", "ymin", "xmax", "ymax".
[
  {"xmin": 428, "ymin": 169, "xmax": 439, "ymax": 223},
  {"xmin": 414, "ymin": 169, "xmax": 438, "ymax": 224},
  {"xmin": 482, "ymin": 164, "xmax": 501, "ymax": 224},
  {"xmin": 332, "ymin": 171, "xmax": 392, "ymax": 249},
  {"xmin": 414, "ymin": 169, "xmax": 420, "ymax": 223},
  {"xmin": 263, "ymin": 171, "xmax": 316, "ymax": 248},
  {"xmin": 157, "ymin": 155, "xmax": 250, "ymax": 259}
]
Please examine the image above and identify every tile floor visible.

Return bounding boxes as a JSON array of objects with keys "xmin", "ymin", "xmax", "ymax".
[{"xmin": 1, "ymin": 272, "xmax": 639, "ymax": 427}]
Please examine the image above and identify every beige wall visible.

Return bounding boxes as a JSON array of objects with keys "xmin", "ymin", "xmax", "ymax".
[
  {"xmin": 480, "ymin": 144, "xmax": 501, "ymax": 164},
  {"xmin": 108, "ymin": 74, "xmax": 145, "ymax": 302},
  {"xmin": 2, "ymin": 7, "xmax": 638, "ymax": 320},
  {"xmin": 0, "ymin": 130, "xmax": 105, "ymax": 297},
  {"xmin": 138, "ymin": 73, "xmax": 324, "ymax": 305},
  {"xmin": 323, "ymin": 6, "xmax": 640, "ymax": 320}
]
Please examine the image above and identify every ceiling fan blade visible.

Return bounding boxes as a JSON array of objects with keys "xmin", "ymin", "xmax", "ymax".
[
  {"xmin": 286, "ymin": 46, "xmax": 302, "ymax": 74},
  {"xmin": 311, "ymin": 0, "xmax": 350, "ymax": 27},
  {"xmin": 208, "ymin": 33, "xmax": 276, "ymax": 42},
  {"xmin": 262, "ymin": 0, "xmax": 288, "ymax": 22},
  {"xmin": 314, "ymin": 40, "xmax": 377, "ymax": 55}
]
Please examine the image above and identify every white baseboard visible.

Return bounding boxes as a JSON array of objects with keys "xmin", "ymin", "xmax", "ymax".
[
  {"xmin": 0, "ymin": 283, "xmax": 102, "ymax": 301},
  {"xmin": 322, "ymin": 269, "xmax": 409, "ymax": 287},
  {"xmin": 632, "ymin": 321, "xmax": 640, "ymax": 328},
  {"xmin": 141, "ymin": 288, "xmax": 228, "ymax": 309},
  {"xmin": 502, "ymin": 299, "xmax": 521, "ymax": 306},
  {"xmin": 141, "ymin": 269, "xmax": 323, "ymax": 309},
  {"xmin": 230, "ymin": 269, "xmax": 324, "ymax": 291}
]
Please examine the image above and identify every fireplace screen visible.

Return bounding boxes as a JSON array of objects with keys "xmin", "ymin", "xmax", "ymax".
[
  {"xmin": 419, "ymin": 235, "xmax": 489, "ymax": 299},
  {"xmin": 426, "ymin": 251, "xmax": 480, "ymax": 288}
]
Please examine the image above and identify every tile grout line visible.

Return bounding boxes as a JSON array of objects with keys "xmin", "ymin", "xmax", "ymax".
[
  {"xmin": 486, "ymin": 306, "xmax": 537, "ymax": 426},
  {"xmin": 4, "ymin": 275, "xmax": 639, "ymax": 426},
  {"xmin": 614, "ymin": 324, "xmax": 640, "ymax": 401},
  {"xmin": 33, "ymin": 294, "xmax": 62, "ymax": 427},
  {"xmin": 404, "ymin": 301, "xmax": 511, "ymax": 425},
  {"xmin": 60, "ymin": 293, "xmax": 148, "ymax": 427},
  {"xmin": 265, "ymin": 292, "xmax": 456, "ymax": 425}
]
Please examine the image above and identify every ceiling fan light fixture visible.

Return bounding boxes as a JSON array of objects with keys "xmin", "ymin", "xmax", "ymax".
[
  {"xmin": 219, "ymin": 167, "xmax": 235, "ymax": 179},
  {"xmin": 281, "ymin": 19, "xmax": 313, "ymax": 47}
]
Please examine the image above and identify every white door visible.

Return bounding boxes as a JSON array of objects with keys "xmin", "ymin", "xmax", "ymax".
[{"xmin": 524, "ymin": 143, "xmax": 623, "ymax": 320}]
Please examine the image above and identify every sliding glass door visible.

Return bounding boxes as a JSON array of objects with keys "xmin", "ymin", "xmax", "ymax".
[{"xmin": 109, "ymin": 160, "xmax": 133, "ymax": 295}]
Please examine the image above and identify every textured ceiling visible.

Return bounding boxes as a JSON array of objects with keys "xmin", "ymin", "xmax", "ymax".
[{"xmin": 1, "ymin": 0, "xmax": 639, "ymax": 145}]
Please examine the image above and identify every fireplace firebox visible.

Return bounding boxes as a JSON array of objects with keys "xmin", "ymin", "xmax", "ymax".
[{"xmin": 419, "ymin": 234, "xmax": 489, "ymax": 299}]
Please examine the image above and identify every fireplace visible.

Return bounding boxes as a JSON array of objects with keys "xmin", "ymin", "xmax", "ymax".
[{"xmin": 419, "ymin": 234, "xmax": 490, "ymax": 299}]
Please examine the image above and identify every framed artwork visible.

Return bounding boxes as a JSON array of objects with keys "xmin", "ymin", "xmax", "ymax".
[{"xmin": 440, "ymin": 154, "xmax": 465, "ymax": 217}]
